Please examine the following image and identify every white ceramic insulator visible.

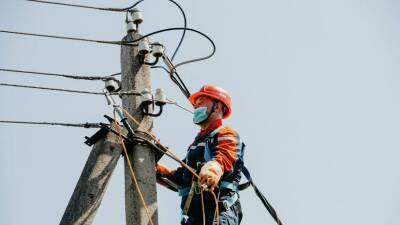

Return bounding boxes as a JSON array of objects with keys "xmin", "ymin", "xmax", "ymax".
[
  {"xmin": 105, "ymin": 80, "xmax": 119, "ymax": 92},
  {"xmin": 138, "ymin": 40, "xmax": 150, "ymax": 55},
  {"xmin": 152, "ymin": 42, "xmax": 165, "ymax": 57},
  {"xmin": 131, "ymin": 9, "xmax": 143, "ymax": 25},
  {"xmin": 126, "ymin": 21, "xmax": 136, "ymax": 33},
  {"xmin": 141, "ymin": 89, "xmax": 152, "ymax": 102},
  {"xmin": 154, "ymin": 88, "xmax": 166, "ymax": 103}
]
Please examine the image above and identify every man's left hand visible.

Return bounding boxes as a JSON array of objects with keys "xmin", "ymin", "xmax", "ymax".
[{"xmin": 199, "ymin": 161, "xmax": 223, "ymax": 190}]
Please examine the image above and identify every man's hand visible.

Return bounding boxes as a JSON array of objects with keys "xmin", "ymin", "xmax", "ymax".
[
  {"xmin": 199, "ymin": 161, "xmax": 223, "ymax": 191},
  {"xmin": 156, "ymin": 163, "xmax": 174, "ymax": 180}
]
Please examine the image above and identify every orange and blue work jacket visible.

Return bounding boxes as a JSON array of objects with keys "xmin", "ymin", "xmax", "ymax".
[{"xmin": 173, "ymin": 119, "xmax": 245, "ymax": 216}]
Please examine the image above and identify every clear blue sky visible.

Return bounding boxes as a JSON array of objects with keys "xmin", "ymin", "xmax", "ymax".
[{"xmin": 1, "ymin": 0, "xmax": 399, "ymax": 225}]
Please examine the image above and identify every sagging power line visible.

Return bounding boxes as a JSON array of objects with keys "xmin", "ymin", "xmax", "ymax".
[
  {"xmin": 26, "ymin": 0, "xmax": 140, "ymax": 12},
  {"xmin": 0, "ymin": 82, "xmax": 116, "ymax": 95},
  {"xmin": 27, "ymin": 0, "xmax": 187, "ymax": 62},
  {"xmin": 0, "ymin": 68, "xmax": 118, "ymax": 82},
  {"xmin": 0, "ymin": 27, "xmax": 215, "ymax": 68},
  {"xmin": 0, "ymin": 120, "xmax": 101, "ymax": 128}
]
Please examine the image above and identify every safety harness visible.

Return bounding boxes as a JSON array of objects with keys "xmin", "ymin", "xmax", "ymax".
[{"xmin": 157, "ymin": 126, "xmax": 283, "ymax": 224}]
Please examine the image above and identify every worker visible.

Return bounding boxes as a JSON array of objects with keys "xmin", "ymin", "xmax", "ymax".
[{"xmin": 156, "ymin": 84, "xmax": 245, "ymax": 225}]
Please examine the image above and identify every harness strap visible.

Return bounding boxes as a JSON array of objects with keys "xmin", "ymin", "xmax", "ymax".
[
  {"xmin": 182, "ymin": 181, "xmax": 197, "ymax": 216},
  {"xmin": 220, "ymin": 192, "xmax": 239, "ymax": 211},
  {"xmin": 242, "ymin": 166, "xmax": 283, "ymax": 225},
  {"xmin": 179, "ymin": 181, "xmax": 238, "ymax": 197},
  {"xmin": 220, "ymin": 181, "xmax": 238, "ymax": 192}
]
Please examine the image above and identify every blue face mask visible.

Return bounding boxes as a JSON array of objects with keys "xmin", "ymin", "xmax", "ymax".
[{"xmin": 193, "ymin": 106, "xmax": 208, "ymax": 124}]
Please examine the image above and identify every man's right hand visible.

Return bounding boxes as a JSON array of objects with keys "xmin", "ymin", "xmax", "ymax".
[{"xmin": 156, "ymin": 163, "xmax": 174, "ymax": 180}]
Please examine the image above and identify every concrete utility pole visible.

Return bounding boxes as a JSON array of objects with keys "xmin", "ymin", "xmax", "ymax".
[
  {"xmin": 60, "ymin": 130, "xmax": 122, "ymax": 225},
  {"xmin": 121, "ymin": 31, "xmax": 158, "ymax": 225}
]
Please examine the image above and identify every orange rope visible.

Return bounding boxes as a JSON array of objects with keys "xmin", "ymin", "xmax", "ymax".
[
  {"xmin": 211, "ymin": 191, "xmax": 220, "ymax": 225},
  {"xmin": 119, "ymin": 106, "xmax": 224, "ymax": 225},
  {"xmin": 200, "ymin": 188, "xmax": 206, "ymax": 225},
  {"xmin": 113, "ymin": 111, "xmax": 155, "ymax": 225}
]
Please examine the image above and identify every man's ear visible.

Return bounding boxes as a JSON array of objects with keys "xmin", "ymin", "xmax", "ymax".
[{"xmin": 217, "ymin": 102, "xmax": 225, "ymax": 115}]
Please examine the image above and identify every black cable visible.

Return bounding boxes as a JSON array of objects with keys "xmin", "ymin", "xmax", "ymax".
[
  {"xmin": 172, "ymin": 71, "xmax": 191, "ymax": 97},
  {"xmin": 0, "ymin": 68, "xmax": 118, "ymax": 82},
  {"xmin": 151, "ymin": 66, "xmax": 190, "ymax": 98},
  {"xmin": 123, "ymin": 0, "xmax": 144, "ymax": 11},
  {"xmin": 27, "ymin": 0, "xmax": 187, "ymax": 61},
  {"xmin": 0, "ymin": 30, "xmax": 130, "ymax": 46},
  {"xmin": 171, "ymin": 72, "xmax": 190, "ymax": 97},
  {"xmin": 151, "ymin": 65, "xmax": 170, "ymax": 73},
  {"xmin": 0, "ymin": 82, "xmax": 105, "ymax": 95},
  {"xmin": 122, "ymin": 27, "xmax": 215, "ymax": 68},
  {"xmin": 0, "ymin": 27, "xmax": 214, "ymax": 62},
  {"xmin": 110, "ymin": 72, "xmax": 122, "ymax": 76},
  {"xmin": 0, "ymin": 120, "xmax": 101, "ymax": 128},
  {"xmin": 122, "ymin": 0, "xmax": 187, "ymax": 62},
  {"xmin": 26, "ymin": 0, "xmax": 127, "ymax": 12},
  {"xmin": 166, "ymin": 0, "xmax": 187, "ymax": 61}
]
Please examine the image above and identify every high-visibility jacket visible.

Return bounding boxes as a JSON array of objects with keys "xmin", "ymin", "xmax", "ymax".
[{"xmin": 173, "ymin": 120, "xmax": 245, "ymax": 216}]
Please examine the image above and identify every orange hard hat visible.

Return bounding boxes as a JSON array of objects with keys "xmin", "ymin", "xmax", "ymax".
[{"xmin": 188, "ymin": 85, "xmax": 232, "ymax": 119}]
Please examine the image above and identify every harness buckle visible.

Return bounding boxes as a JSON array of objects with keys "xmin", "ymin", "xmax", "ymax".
[{"xmin": 222, "ymin": 201, "xmax": 230, "ymax": 211}]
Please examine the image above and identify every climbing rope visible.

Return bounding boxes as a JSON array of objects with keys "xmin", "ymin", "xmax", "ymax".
[
  {"xmin": 200, "ymin": 189, "xmax": 206, "ymax": 225},
  {"xmin": 120, "ymin": 106, "xmax": 199, "ymax": 178},
  {"xmin": 119, "ymin": 106, "xmax": 221, "ymax": 224}
]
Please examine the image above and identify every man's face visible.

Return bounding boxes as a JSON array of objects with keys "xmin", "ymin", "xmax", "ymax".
[
  {"xmin": 194, "ymin": 96, "xmax": 224, "ymax": 123},
  {"xmin": 194, "ymin": 96, "xmax": 214, "ymax": 110}
]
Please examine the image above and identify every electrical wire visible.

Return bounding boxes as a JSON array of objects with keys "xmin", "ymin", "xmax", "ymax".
[
  {"xmin": 170, "ymin": 71, "xmax": 191, "ymax": 97},
  {"xmin": 166, "ymin": 98, "xmax": 193, "ymax": 114},
  {"xmin": 0, "ymin": 120, "xmax": 101, "ymax": 128},
  {"xmin": 0, "ymin": 27, "xmax": 215, "ymax": 66},
  {"xmin": 0, "ymin": 82, "xmax": 105, "ymax": 95},
  {"xmin": 151, "ymin": 65, "xmax": 191, "ymax": 98},
  {"xmin": 120, "ymin": 107, "xmax": 199, "ymax": 178},
  {"xmin": 26, "ymin": 0, "xmax": 128, "ymax": 12},
  {"xmin": 0, "ymin": 82, "xmax": 142, "ymax": 96},
  {"xmin": 122, "ymin": 27, "xmax": 216, "ymax": 68},
  {"xmin": 128, "ymin": 0, "xmax": 187, "ymax": 61},
  {"xmin": 0, "ymin": 29, "xmax": 127, "ymax": 46},
  {"xmin": 26, "ymin": 0, "xmax": 187, "ymax": 61},
  {"xmin": 120, "ymin": 106, "xmax": 222, "ymax": 225},
  {"xmin": 166, "ymin": 0, "xmax": 187, "ymax": 61},
  {"xmin": 125, "ymin": 0, "xmax": 144, "ymax": 11},
  {"xmin": 18, "ymin": 1, "xmax": 211, "ymax": 99},
  {"xmin": 0, "ymin": 68, "xmax": 118, "ymax": 82},
  {"xmin": 109, "ymin": 72, "xmax": 122, "ymax": 76}
]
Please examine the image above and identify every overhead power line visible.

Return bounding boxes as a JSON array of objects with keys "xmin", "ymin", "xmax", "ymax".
[
  {"xmin": 121, "ymin": 27, "xmax": 216, "ymax": 69},
  {"xmin": 0, "ymin": 68, "xmax": 118, "ymax": 82},
  {"xmin": 0, "ymin": 27, "xmax": 215, "ymax": 67},
  {"xmin": 0, "ymin": 29, "xmax": 126, "ymax": 46},
  {"xmin": 0, "ymin": 120, "xmax": 102, "ymax": 128},
  {"xmin": 26, "ymin": 0, "xmax": 128, "ymax": 12},
  {"xmin": 26, "ymin": 0, "xmax": 186, "ymax": 62},
  {"xmin": 0, "ymin": 82, "xmax": 106, "ymax": 95},
  {"xmin": 0, "ymin": 82, "xmax": 141, "ymax": 96}
]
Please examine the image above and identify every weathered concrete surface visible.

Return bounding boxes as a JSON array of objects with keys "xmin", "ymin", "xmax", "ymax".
[
  {"xmin": 121, "ymin": 32, "xmax": 158, "ymax": 225},
  {"xmin": 60, "ymin": 130, "xmax": 122, "ymax": 225}
]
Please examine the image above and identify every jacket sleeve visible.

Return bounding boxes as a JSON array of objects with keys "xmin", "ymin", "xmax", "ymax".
[{"xmin": 211, "ymin": 127, "xmax": 238, "ymax": 173}]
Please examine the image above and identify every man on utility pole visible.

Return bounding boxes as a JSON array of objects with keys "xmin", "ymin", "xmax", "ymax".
[
  {"xmin": 157, "ymin": 85, "xmax": 244, "ymax": 225},
  {"xmin": 121, "ymin": 15, "xmax": 158, "ymax": 225}
]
